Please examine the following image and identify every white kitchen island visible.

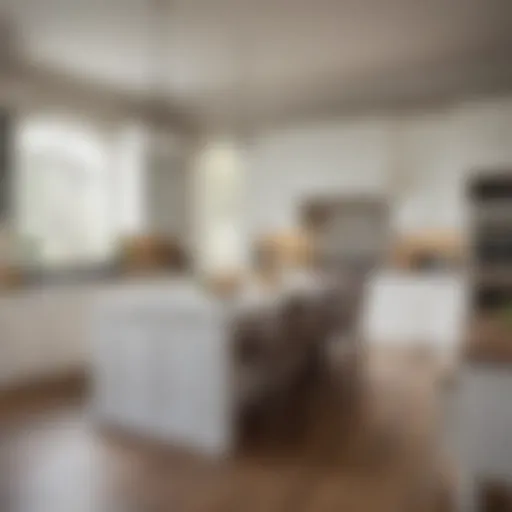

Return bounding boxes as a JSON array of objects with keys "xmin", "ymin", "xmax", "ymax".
[
  {"xmin": 90, "ymin": 274, "xmax": 332, "ymax": 457},
  {"xmin": 91, "ymin": 279, "xmax": 238, "ymax": 456}
]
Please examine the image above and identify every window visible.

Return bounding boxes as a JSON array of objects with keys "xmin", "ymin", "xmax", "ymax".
[{"xmin": 15, "ymin": 116, "xmax": 116, "ymax": 267}]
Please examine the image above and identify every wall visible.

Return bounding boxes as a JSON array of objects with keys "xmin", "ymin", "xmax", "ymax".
[
  {"xmin": 145, "ymin": 131, "xmax": 192, "ymax": 247},
  {"xmin": 245, "ymin": 118, "xmax": 394, "ymax": 239},
  {"xmin": 395, "ymin": 98, "xmax": 512, "ymax": 235},
  {"xmin": 243, "ymin": 96, "xmax": 512, "ymax": 243}
]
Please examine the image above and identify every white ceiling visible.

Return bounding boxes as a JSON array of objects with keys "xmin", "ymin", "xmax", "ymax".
[{"xmin": 3, "ymin": 0, "xmax": 512, "ymax": 127}]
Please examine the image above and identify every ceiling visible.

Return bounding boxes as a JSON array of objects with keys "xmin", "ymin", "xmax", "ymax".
[{"xmin": 2, "ymin": 0, "xmax": 512, "ymax": 128}]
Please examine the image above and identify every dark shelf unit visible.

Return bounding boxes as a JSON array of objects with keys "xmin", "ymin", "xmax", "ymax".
[
  {"xmin": 470, "ymin": 171, "xmax": 512, "ymax": 312},
  {"xmin": 0, "ymin": 109, "xmax": 13, "ymax": 220}
]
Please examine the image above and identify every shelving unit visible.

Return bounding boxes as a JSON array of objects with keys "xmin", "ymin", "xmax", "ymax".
[{"xmin": 469, "ymin": 171, "xmax": 512, "ymax": 311}]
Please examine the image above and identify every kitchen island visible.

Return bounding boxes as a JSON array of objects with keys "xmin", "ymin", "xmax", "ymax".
[{"xmin": 90, "ymin": 274, "xmax": 337, "ymax": 457}]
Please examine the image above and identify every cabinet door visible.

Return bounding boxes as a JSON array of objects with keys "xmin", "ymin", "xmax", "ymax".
[
  {"xmin": 154, "ymin": 310, "xmax": 233, "ymax": 454},
  {"xmin": 458, "ymin": 370, "xmax": 512, "ymax": 477},
  {"xmin": 119, "ymin": 322, "xmax": 155, "ymax": 431},
  {"xmin": 43, "ymin": 292, "xmax": 87, "ymax": 373},
  {"xmin": 92, "ymin": 312, "xmax": 154, "ymax": 431},
  {"xmin": 90, "ymin": 312, "xmax": 119, "ymax": 419},
  {"xmin": 6, "ymin": 297, "xmax": 43, "ymax": 382}
]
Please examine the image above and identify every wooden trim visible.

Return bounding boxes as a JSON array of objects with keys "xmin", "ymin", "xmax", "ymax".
[{"xmin": 0, "ymin": 370, "xmax": 87, "ymax": 415}]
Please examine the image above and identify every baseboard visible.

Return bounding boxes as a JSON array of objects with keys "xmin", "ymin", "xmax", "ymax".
[{"xmin": 0, "ymin": 369, "xmax": 88, "ymax": 414}]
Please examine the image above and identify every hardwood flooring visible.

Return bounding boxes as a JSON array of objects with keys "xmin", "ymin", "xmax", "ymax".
[{"xmin": 0, "ymin": 356, "xmax": 447, "ymax": 512}]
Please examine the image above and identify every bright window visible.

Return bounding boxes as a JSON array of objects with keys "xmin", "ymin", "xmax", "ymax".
[{"xmin": 15, "ymin": 116, "xmax": 146, "ymax": 267}]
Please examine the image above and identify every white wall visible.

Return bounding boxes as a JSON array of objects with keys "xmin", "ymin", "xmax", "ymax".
[
  {"xmin": 245, "ymin": 118, "xmax": 395, "ymax": 239},
  {"xmin": 145, "ymin": 132, "xmax": 191, "ymax": 246},
  {"xmin": 243, "ymin": 96, "xmax": 512, "ymax": 242},
  {"xmin": 395, "ymin": 99, "xmax": 512, "ymax": 235}
]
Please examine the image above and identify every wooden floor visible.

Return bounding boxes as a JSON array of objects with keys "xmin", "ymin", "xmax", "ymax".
[{"xmin": 0, "ymin": 356, "xmax": 445, "ymax": 512}]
